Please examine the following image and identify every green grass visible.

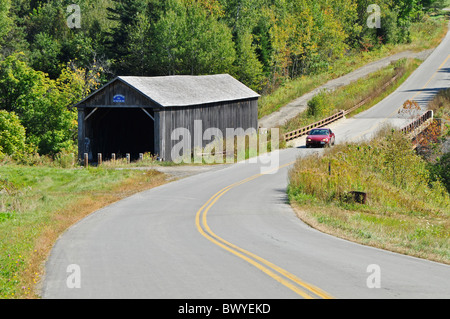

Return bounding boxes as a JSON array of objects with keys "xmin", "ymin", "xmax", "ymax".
[
  {"xmin": 258, "ymin": 13, "xmax": 448, "ymax": 119},
  {"xmin": 287, "ymin": 130, "xmax": 450, "ymax": 264},
  {"xmin": 0, "ymin": 164, "xmax": 167, "ymax": 298}
]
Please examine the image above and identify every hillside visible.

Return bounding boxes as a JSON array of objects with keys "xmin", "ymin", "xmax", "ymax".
[{"xmin": 0, "ymin": 0, "xmax": 448, "ymax": 158}]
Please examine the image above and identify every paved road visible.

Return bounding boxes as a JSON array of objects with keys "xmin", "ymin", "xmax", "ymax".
[
  {"xmin": 259, "ymin": 49, "xmax": 433, "ymax": 129},
  {"xmin": 41, "ymin": 24, "xmax": 450, "ymax": 299}
]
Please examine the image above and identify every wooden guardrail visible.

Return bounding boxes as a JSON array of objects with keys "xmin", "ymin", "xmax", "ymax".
[
  {"xmin": 283, "ymin": 110, "xmax": 345, "ymax": 142},
  {"xmin": 400, "ymin": 110, "xmax": 434, "ymax": 140},
  {"xmin": 344, "ymin": 72, "xmax": 401, "ymax": 116},
  {"xmin": 283, "ymin": 72, "xmax": 402, "ymax": 142}
]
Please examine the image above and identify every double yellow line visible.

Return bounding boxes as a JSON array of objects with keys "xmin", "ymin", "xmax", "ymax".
[{"xmin": 195, "ymin": 161, "xmax": 333, "ymax": 299}]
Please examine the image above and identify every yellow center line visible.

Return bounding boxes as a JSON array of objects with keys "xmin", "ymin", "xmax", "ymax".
[
  {"xmin": 351, "ymin": 54, "xmax": 450, "ymax": 142},
  {"xmin": 195, "ymin": 161, "xmax": 334, "ymax": 299},
  {"xmin": 409, "ymin": 54, "xmax": 450, "ymax": 102}
]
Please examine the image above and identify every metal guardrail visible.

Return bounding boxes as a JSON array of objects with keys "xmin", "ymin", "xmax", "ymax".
[{"xmin": 283, "ymin": 72, "xmax": 402, "ymax": 142}]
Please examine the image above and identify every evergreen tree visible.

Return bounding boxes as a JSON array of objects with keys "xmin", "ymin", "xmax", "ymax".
[
  {"xmin": 106, "ymin": 0, "xmax": 151, "ymax": 74},
  {"xmin": 152, "ymin": 0, "xmax": 235, "ymax": 76},
  {"xmin": 0, "ymin": 0, "xmax": 12, "ymax": 49}
]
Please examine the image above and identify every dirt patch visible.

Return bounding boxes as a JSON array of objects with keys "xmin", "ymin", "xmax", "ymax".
[{"xmin": 117, "ymin": 163, "xmax": 231, "ymax": 180}]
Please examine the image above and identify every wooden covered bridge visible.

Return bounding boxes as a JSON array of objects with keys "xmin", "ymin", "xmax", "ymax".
[{"xmin": 75, "ymin": 74, "xmax": 260, "ymax": 162}]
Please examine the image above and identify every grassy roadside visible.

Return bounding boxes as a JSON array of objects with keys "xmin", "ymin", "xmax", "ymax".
[
  {"xmin": 287, "ymin": 129, "xmax": 450, "ymax": 264},
  {"xmin": 258, "ymin": 12, "xmax": 449, "ymax": 119},
  {"xmin": 0, "ymin": 165, "xmax": 168, "ymax": 298},
  {"xmin": 428, "ymin": 88, "xmax": 450, "ymax": 122}
]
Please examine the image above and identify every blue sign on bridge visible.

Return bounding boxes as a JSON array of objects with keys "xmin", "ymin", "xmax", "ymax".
[{"xmin": 113, "ymin": 94, "xmax": 125, "ymax": 103}]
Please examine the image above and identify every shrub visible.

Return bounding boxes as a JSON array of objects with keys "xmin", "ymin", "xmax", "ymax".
[
  {"xmin": 429, "ymin": 152, "xmax": 450, "ymax": 193},
  {"xmin": 306, "ymin": 91, "xmax": 334, "ymax": 118},
  {"xmin": 0, "ymin": 110, "xmax": 27, "ymax": 158}
]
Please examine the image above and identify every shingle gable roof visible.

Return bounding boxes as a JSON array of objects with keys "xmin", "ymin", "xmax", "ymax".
[{"xmin": 76, "ymin": 74, "xmax": 260, "ymax": 108}]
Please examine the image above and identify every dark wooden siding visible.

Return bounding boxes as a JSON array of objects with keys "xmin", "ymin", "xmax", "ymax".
[{"xmin": 157, "ymin": 98, "xmax": 258, "ymax": 161}]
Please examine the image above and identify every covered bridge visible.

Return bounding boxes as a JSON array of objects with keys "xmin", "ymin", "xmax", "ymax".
[{"xmin": 75, "ymin": 74, "xmax": 260, "ymax": 162}]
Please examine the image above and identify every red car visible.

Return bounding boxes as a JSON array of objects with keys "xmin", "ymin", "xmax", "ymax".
[{"xmin": 306, "ymin": 128, "xmax": 335, "ymax": 148}]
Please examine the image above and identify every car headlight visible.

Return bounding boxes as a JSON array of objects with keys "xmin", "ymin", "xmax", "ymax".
[
  {"xmin": 322, "ymin": 138, "xmax": 328, "ymax": 142},
  {"xmin": 307, "ymin": 138, "xmax": 311, "ymax": 141}
]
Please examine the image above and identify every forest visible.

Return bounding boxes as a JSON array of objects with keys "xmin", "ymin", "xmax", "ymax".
[{"xmin": 0, "ymin": 0, "xmax": 446, "ymax": 157}]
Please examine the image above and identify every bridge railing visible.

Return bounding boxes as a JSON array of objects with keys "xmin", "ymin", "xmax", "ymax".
[
  {"xmin": 283, "ymin": 110, "xmax": 345, "ymax": 142},
  {"xmin": 282, "ymin": 72, "xmax": 402, "ymax": 143},
  {"xmin": 400, "ymin": 110, "xmax": 434, "ymax": 139}
]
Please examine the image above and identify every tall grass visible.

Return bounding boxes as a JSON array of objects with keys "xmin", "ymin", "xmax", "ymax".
[
  {"xmin": 288, "ymin": 129, "xmax": 450, "ymax": 263},
  {"xmin": 428, "ymin": 88, "xmax": 450, "ymax": 121}
]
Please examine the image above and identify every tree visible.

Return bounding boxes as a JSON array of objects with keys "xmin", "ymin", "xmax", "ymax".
[
  {"xmin": 181, "ymin": 1, "xmax": 235, "ymax": 75},
  {"xmin": 0, "ymin": 53, "xmax": 49, "ymax": 117},
  {"xmin": 26, "ymin": 1, "xmax": 68, "ymax": 46},
  {"xmin": 266, "ymin": 0, "xmax": 353, "ymax": 80},
  {"xmin": 0, "ymin": 110, "xmax": 27, "ymax": 157},
  {"xmin": 29, "ymin": 32, "xmax": 62, "ymax": 79},
  {"xmin": 152, "ymin": 0, "xmax": 235, "ymax": 76},
  {"xmin": 252, "ymin": 13, "xmax": 273, "ymax": 77},
  {"xmin": 124, "ymin": 12, "xmax": 154, "ymax": 76},
  {"xmin": 431, "ymin": 152, "xmax": 450, "ymax": 193},
  {"xmin": 106, "ymin": 0, "xmax": 151, "ymax": 74},
  {"xmin": 0, "ymin": 0, "xmax": 12, "ymax": 48},
  {"xmin": 0, "ymin": 53, "xmax": 101, "ymax": 155},
  {"xmin": 234, "ymin": 31, "xmax": 265, "ymax": 91},
  {"xmin": 218, "ymin": 0, "xmax": 269, "ymax": 89}
]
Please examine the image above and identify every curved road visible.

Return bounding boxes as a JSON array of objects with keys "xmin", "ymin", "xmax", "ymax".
[{"xmin": 42, "ymin": 24, "xmax": 450, "ymax": 299}]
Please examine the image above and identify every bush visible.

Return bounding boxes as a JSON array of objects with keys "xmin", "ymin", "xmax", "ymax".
[
  {"xmin": 430, "ymin": 152, "xmax": 450, "ymax": 193},
  {"xmin": 54, "ymin": 149, "xmax": 76, "ymax": 168},
  {"xmin": 307, "ymin": 91, "xmax": 334, "ymax": 118},
  {"xmin": 0, "ymin": 110, "xmax": 27, "ymax": 158}
]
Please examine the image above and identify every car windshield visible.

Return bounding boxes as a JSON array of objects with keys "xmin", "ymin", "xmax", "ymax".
[{"xmin": 309, "ymin": 129, "xmax": 329, "ymax": 135}]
